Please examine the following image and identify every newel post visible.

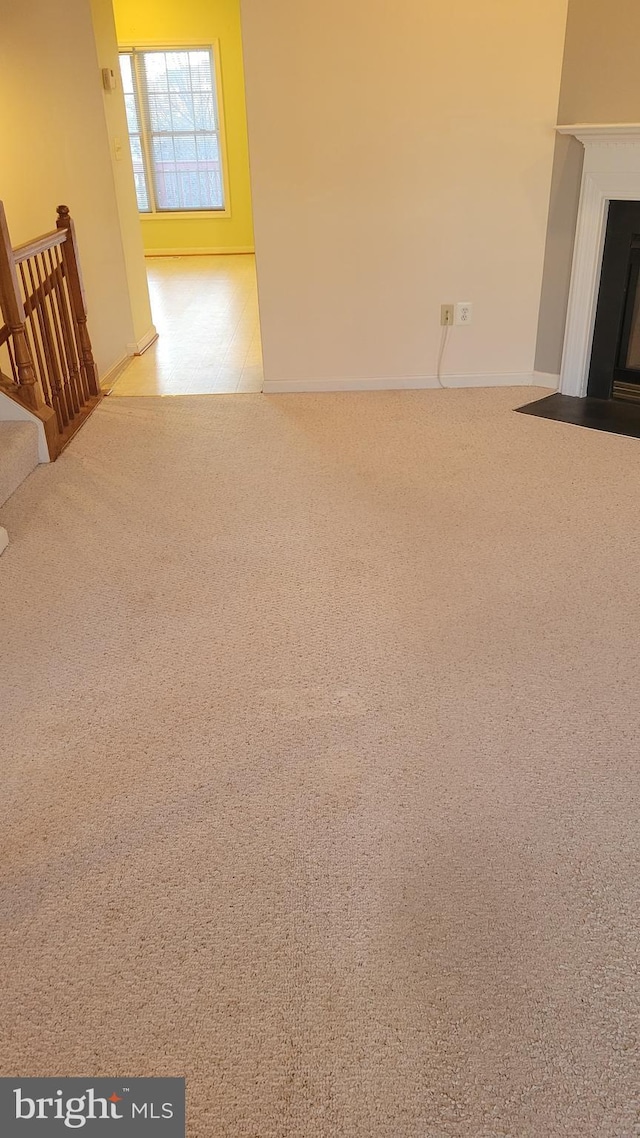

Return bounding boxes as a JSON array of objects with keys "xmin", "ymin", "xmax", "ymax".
[
  {"xmin": 56, "ymin": 205, "xmax": 99, "ymax": 397},
  {"xmin": 0, "ymin": 201, "xmax": 40, "ymax": 411}
]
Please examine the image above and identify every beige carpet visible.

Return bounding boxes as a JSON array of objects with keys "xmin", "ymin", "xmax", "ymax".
[{"xmin": 1, "ymin": 388, "xmax": 639, "ymax": 1137}]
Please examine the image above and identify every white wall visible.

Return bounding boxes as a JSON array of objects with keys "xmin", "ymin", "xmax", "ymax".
[
  {"xmin": 240, "ymin": 0, "xmax": 569, "ymax": 389},
  {"xmin": 90, "ymin": 0, "xmax": 156, "ymax": 350},
  {"xmin": 0, "ymin": 0, "xmax": 152, "ymax": 377},
  {"xmin": 534, "ymin": 134, "xmax": 583, "ymax": 376},
  {"xmin": 536, "ymin": 0, "xmax": 640, "ymax": 376},
  {"xmin": 557, "ymin": 0, "xmax": 640, "ymax": 124}
]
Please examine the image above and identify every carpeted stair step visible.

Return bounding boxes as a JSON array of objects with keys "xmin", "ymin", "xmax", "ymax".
[{"xmin": 0, "ymin": 421, "xmax": 39, "ymax": 510}]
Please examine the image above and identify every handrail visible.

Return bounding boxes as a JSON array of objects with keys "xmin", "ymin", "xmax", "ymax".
[{"xmin": 13, "ymin": 228, "xmax": 67, "ymax": 265}]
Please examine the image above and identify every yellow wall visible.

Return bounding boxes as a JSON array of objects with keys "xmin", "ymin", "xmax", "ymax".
[{"xmin": 112, "ymin": 0, "xmax": 254, "ymax": 255}]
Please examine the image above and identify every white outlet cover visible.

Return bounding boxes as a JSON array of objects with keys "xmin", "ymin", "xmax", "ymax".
[{"xmin": 455, "ymin": 302, "xmax": 472, "ymax": 325}]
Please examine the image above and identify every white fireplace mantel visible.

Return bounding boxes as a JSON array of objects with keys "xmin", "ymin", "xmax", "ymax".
[{"xmin": 557, "ymin": 123, "xmax": 640, "ymax": 397}]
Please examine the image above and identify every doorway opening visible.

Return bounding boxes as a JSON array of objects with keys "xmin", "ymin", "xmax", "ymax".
[
  {"xmin": 107, "ymin": 4, "xmax": 262, "ymax": 397},
  {"xmin": 111, "ymin": 254, "xmax": 262, "ymax": 396}
]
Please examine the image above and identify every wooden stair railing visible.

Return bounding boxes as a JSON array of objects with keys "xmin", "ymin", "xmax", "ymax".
[{"xmin": 0, "ymin": 202, "xmax": 102, "ymax": 460}]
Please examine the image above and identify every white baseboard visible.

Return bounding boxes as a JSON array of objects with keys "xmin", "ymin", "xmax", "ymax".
[
  {"xmin": 0, "ymin": 391, "xmax": 49, "ymax": 462},
  {"xmin": 128, "ymin": 326, "xmax": 159, "ymax": 356},
  {"xmin": 532, "ymin": 371, "xmax": 560, "ymax": 390},
  {"xmin": 144, "ymin": 247, "xmax": 255, "ymax": 257},
  {"xmin": 262, "ymin": 372, "xmax": 546, "ymax": 394},
  {"xmin": 100, "ymin": 353, "xmax": 132, "ymax": 395},
  {"xmin": 102, "ymin": 327, "xmax": 159, "ymax": 393}
]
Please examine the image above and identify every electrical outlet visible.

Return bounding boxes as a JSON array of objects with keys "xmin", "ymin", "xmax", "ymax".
[
  {"xmin": 441, "ymin": 304, "xmax": 454, "ymax": 326},
  {"xmin": 455, "ymin": 302, "xmax": 473, "ymax": 326}
]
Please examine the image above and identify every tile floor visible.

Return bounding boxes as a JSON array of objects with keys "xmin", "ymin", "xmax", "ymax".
[{"xmin": 110, "ymin": 254, "xmax": 263, "ymax": 397}]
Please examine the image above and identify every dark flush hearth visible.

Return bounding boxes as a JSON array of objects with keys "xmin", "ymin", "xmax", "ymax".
[
  {"xmin": 517, "ymin": 198, "xmax": 640, "ymax": 439},
  {"xmin": 589, "ymin": 200, "xmax": 640, "ymax": 403}
]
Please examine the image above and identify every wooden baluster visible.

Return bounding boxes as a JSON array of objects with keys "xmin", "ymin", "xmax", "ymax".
[
  {"xmin": 43, "ymin": 248, "xmax": 79, "ymax": 418},
  {"xmin": 32, "ymin": 252, "xmax": 70, "ymax": 428},
  {"xmin": 52, "ymin": 246, "xmax": 85, "ymax": 416},
  {"xmin": 5, "ymin": 340, "xmax": 18, "ymax": 384},
  {"xmin": 49, "ymin": 246, "xmax": 84, "ymax": 413},
  {"xmin": 53, "ymin": 253, "xmax": 89, "ymax": 405},
  {"xmin": 25, "ymin": 255, "xmax": 65, "ymax": 429},
  {"xmin": 56, "ymin": 205, "xmax": 99, "ymax": 397},
  {"xmin": 0, "ymin": 201, "xmax": 40, "ymax": 411},
  {"xmin": 19, "ymin": 261, "xmax": 52, "ymax": 409}
]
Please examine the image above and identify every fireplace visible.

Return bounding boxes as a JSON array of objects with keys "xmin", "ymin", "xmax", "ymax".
[
  {"xmin": 515, "ymin": 126, "xmax": 640, "ymax": 436},
  {"xmin": 589, "ymin": 201, "xmax": 640, "ymax": 402},
  {"xmin": 556, "ymin": 123, "xmax": 640, "ymax": 400}
]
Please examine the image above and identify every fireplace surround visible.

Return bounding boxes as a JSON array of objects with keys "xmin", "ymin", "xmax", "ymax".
[{"xmin": 557, "ymin": 123, "xmax": 640, "ymax": 398}]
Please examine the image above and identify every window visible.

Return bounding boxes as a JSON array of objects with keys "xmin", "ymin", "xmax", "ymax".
[{"xmin": 119, "ymin": 48, "xmax": 226, "ymax": 214}]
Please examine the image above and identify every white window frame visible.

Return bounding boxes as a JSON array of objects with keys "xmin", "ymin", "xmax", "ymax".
[{"xmin": 119, "ymin": 40, "xmax": 231, "ymax": 220}]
